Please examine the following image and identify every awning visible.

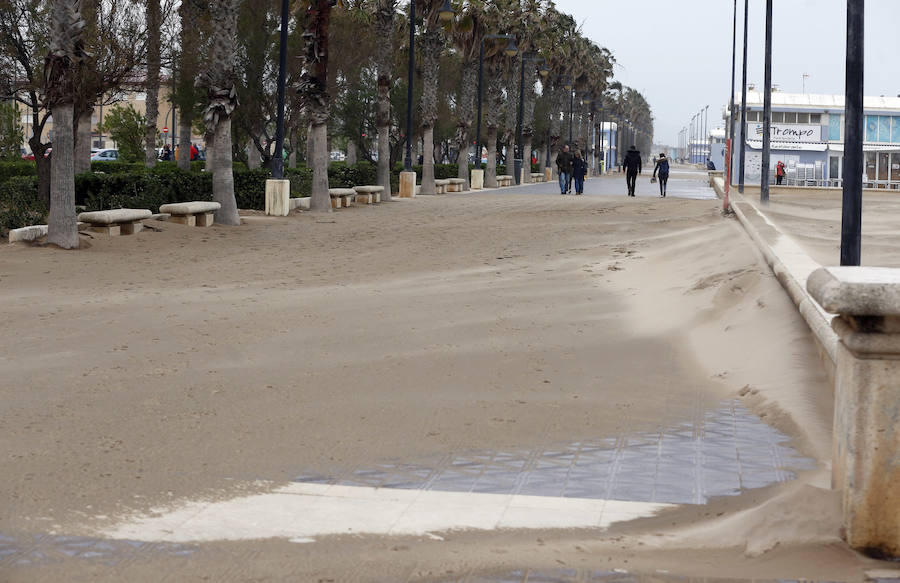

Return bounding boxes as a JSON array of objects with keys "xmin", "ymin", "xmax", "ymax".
[{"xmin": 746, "ymin": 141, "xmax": 827, "ymax": 152}]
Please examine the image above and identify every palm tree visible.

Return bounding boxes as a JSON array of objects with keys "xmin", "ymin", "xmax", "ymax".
[
  {"xmin": 197, "ymin": 0, "xmax": 241, "ymax": 225},
  {"xmin": 373, "ymin": 0, "xmax": 397, "ymax": 199},
  {"xmin": 45, "ymin": 0, "xmax": 88, "ymax": 250},
  {"xmin": 297, "ymin": 0, "xmax": 336, "ymax": 212},
  {"xmin": 174, "ymin": 0, "xmax": 204, "ymax": 171},
  {"xmin": 144, "ymin": 0, "xmax": 161, "ymax": 167},
  {"xmin": 416, "ymin": 0, "xmax": 451, "ymax": 196}
]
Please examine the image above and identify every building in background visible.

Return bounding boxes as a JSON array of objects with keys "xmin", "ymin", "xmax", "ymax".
[
  {"xmin": 598, "ymin": 121, "xmax": 617, "ymax": 171},
  {"xmin": 730, "ymin": 91, "xmax": 900, "ymax": 188}
]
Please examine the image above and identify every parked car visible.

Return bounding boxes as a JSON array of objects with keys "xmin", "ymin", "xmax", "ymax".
[{"xmin": 90, "ymin": 149, "xmax": 118, "ymax": 161}]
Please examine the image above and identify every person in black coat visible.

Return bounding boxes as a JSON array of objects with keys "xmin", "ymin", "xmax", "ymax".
[
  {"xmin": 622, "ymin": 145, "xmax": 642, "ymax": 197},
  {"xmin": 572, "ymin": 150, "xmax": 588, "ymax": 195}
]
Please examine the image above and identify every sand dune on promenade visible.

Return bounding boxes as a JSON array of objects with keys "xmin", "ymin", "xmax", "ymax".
[{"xmin": 2, "ymin": 192, "xmax": 872, "ymax": 581}]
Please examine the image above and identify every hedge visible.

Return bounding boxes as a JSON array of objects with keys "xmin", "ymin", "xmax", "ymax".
[
  {"xmin": 0, "ymin": 176, "xmax": 45, "ymax": 232},
  {"xmin": 0, "ymin": 161, "xmax": 38, "ymax": 184}
]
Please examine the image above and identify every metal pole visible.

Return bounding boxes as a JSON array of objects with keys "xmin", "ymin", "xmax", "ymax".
[
  {"xmin": 404, "ymin": 0, "xmax": 415, "ymax": 171},
  {"xmin": 841, "ymin": 0, "xmax": 864, "ymax": 266},
  {"xmin": 514, "ymin": 53, "xmax": 526, "ymax": 185},
  {"xmin": 272, "ymin": 0, "xmax": 289, "ymax": 179},
  {"xmin": 738, "ymin": 0, "xmax": 749, "ymax": 192},
  {"xmin": 599, "ymin": 106, "xmax": 604, "ymax": 174},
  {"xmin": 475, "ymin": 40, "xmax": 485, "ymax": 170},
  {"xmin": 761, "ymin": 0, "xmax": 773, "ymax": 205},
  {"xmin": 726, "ymin": 0, "xmax": 738, "ymax": 207},
  {"xmin": 568, "ymin": 87, "xmax": 574, "ymax": 144}
]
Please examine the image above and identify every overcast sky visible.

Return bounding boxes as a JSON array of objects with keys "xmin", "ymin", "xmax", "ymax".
[{"xmin": 559, "ymin": 0, "xmax": 900, "ymax": 147}]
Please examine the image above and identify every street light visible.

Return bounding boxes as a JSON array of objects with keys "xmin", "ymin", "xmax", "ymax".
[
  {"xmin": 272, "ymin": 0, "xmax": 289, "ymax": 179},
  {"xmin": 761, "ymin": 0, "xmax": 773, "ymax": 205},
  {"xmin": 474, "ymin": 34, "xmax": 518, "ymax": 171},
  {"xmin": 514, "ymin": 52, "xmax": 544, "ymax": 185},
  {"xmin": 403, "ymin": 0, "xmax": 416, "ymax": 171},
  {"xmin": 841, "ymin": 0, "xmax": 864, "ymax": 265},
  {"xmin": 438, "ymin": 0, "xmax": 454, "ymax": 22},
  {"xmin": 565, "ymin": 77, "xmax": 575, "ymax": 144},
  {"xmin": 738, "ymin": 0, "xmax": 749, "ymax": 192}
]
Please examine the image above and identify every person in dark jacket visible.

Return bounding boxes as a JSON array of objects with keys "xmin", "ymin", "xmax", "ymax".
[
  {"xmin": 572, "ymin": 150, "xmax": 588, "ymax": 195},
  {"xmin": 556, "ymin": 145, "xmax": 574, "ymax": 195},
  {"xmin": 622, "ymin": 145, "xmax": 642, "ymax": 196},
  {"xmin": 652, "ymin": 152, "xmax": 670, "ymax": 197}
]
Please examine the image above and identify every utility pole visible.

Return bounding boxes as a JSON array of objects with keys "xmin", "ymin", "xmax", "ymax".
[{"xmin": 841, "ymin": 0, "xmax": 864, "ymax": 265}]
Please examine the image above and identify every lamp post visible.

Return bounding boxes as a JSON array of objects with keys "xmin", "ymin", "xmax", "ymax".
[
  {"xmin": 726, "ymin": 0, "xmax": 738, "ymax": 209},
  {"xmin": 841, "ymin": 0, "xmax": 864, "ymax": 265},
  {"xmin": 598, "ymin": 104, "xmax": 604, "ymax": 174},
  {"xmin": 272, "ymin": 0, "xmax": 289, "ymax": 179},
  {"xmin": 761, "ymin": 0, "xmax": 773, "ymax": 205},
  {"xmin": 515, "ymin": 53, "xmax": 544, "ymax": 185},
  {"xmin": 565, "ymin": 77, "xmax": 574, "ymax": 144},
  {"xmin": 403, "ymin": 0, "xmax": 416, "ymax": 171},
  {"xmin": 738, "ymin": 0, "xmax": 749, "ymax": 192},
  {"xmin": 474, "ymin": 34, "xmax": 518, "ymax": 172}
]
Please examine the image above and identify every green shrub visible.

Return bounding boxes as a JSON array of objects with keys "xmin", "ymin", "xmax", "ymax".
[
  {"xmin": 284, "ymin": 166, "xmax": 312, "ymax": 197},
  {"xmin": 233, "ymin": 169, "xmax": 270, "ymax": 210},
  {"xmin": 0, "ymin": 176, "xmax": 45, "ymax": 231},
  {"xmin": 90, "ymin": 161, "xmax": 145, "ymax": 174},
  {"xmin": 0, "ymin": 161, "xmax": 37, "ymax": 184},
  {"xmin": 77, "ymin": 169, "xmax": 213, "ymax": 211}
]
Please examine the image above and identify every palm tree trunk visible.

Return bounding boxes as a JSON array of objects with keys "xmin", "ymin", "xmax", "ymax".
[
  {"xmin": 247, "ymin": 141, "xmax": 261, "ymax": 169},
  {"xmin": 144, "ymin": 0, "xmax": 161, "ymax": 167},
  {"xmin": 455, "ymin": 61, "xmax": 477, "ymax": 190},
  {"xmin": 484, "ymin": 126, "xmax": 498, "ymax": 188},
  {"xmin": 47, "ymin": 103, "xmax": 78, "ymax": 249},
  {"xmin": 374, "ymin": 0, "xmax": 394, "ymax": 199},
  {"xmin": 346, "ymin": 139, "xmax": 357, "ymax": 165},
  {"xmin": 212, "ymin": 117, "xmax": 239, "ymax": 224},
  {"xmin": 522, "ymin": 137, "xmax": 532, "ymax": 182},
  {"xmin": 177, "ymin": 115, "xmax": 192, "ymax": 170},
  {"xmin": 309, "ymin": 121, "xmax": 331, "ymax": 212},
  {"xmin": 421, "ymin": 126, "xmax": 435, "ymax": 194},
  {"xmin": 418, "ymin": 27, "xmax": 441, "ymax": 196},
  {"xmin": 74, "ymin": 109, "xmax": 92, "ymax": 174}
]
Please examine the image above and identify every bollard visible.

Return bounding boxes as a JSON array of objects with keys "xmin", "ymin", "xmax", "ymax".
[
  {"xmin": 265, "ymin": 179, "xmax": 291, "ymax": 216},
  {"xmin": 399, "ymin": 171, "xmax": 417, "ymax": 198},
  {"xmin": 807, "ymin": 266, "xmax": 900, "ymax": 558},
  {"xmin": 470, "ymin": 169, "xmax": 484, "ymax": 190}
]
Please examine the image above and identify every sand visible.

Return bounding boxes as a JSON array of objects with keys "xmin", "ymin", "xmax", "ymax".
[{"xmin": 0, "ymin": 189, "xmax": 889, "ymax": 581}]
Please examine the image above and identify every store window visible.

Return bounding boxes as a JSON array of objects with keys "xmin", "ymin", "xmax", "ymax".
[
  {"xmin": 866, "ymin": 152, "xmax": 877, "ymax": 181},
  {"xmin": 772, "ymin": 112, "xmax": 784, "ymax": 123},
  {"xmin": 810, "ymin": 113, "xmax": 821, "ymax": 124},
  {"xmin": 783, "ymin": 112, "xmax": 797, "ymax": 123},
  {"xmin": 866, "ymin": 116, "xmax": 879, "ymax": 142},
  {"xmin": 892, "ymin": 153, "xmax": 900, "ymax": 182},
  {"xmin": 829, "ymin": 155, "xmax": 841, "ymax": 180},
  {"xmin": 892, "ymin": 117, "xmax": 900, "ymax": 143},
  {"xmin": 880, "ymin": 116, "xmax": 892, "ymax": 142},
  {"xmin": 797, "ymin": 113, "xmax": 810, "ymax": 124},
  {"xmin": 829, "ymin": 115, "xmax": 842, "ymax": 140}
]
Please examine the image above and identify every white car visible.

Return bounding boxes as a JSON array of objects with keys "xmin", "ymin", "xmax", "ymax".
[{"xmin": 91, "ymin": 149, "xmax": 119, "ymax": 161}]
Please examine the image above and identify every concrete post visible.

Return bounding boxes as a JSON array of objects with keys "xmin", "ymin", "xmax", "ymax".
[
  {"xmin": 470, "ymin": 168, "xmax": 484, "ymax": 190},
  {"xmin": 265, "ymin": 179, "xmax": 290, "ymax": 216},
  {"xmin": 399, "ymin": 171, "xmax": 417, "ymax": 198},
  {"xmin": 807, "ymin": 266, "xmax": 900, "ymax": 558}
]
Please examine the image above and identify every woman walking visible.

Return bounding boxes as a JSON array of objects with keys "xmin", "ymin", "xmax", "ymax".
[
  {"xmin": 652, "ymin": 152, "xmax": 670, "ymax": 197},
  {"xmin": 572, "ymin": 150, "xmax": 587, "ymax": 195}
]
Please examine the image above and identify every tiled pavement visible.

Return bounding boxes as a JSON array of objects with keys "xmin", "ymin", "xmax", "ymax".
[{"xmin": 1, "ymin": 399, "xmax": 815, "ymax": 569}]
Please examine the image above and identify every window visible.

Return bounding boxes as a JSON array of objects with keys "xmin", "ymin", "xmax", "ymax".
[
  {"xmin": 810, "ymin": 113, "xmax": 822, "ymax": 124},
  {"xmin": 772, "ymin": 112, "xmax": 784, "ymax": 123},
  {"xmin": 866, "ymin": 116, "xmax": 879, "ymax": 142},
  {"xmin": 829, "ymin": 156, "xmax": 841, "ymax": 180},
  {"xmin": 783, "ymin": 112, "xmax": 797, "ymax": 123},
  {"xmin": 797, "ymin": 113, "xmax": 810, "ymax": 124},
  {"xmin": 892, "ymin": 117, "xmax": 900, "ymax": 143},
  {"xmin": 880, "ymin": 116, "xmax": 892, "ymax": 142},
  {"xmin": 746, "ymin": 111, "xmax": 759, "ymax": 122},
  {"xmin": 830, "ymin": 115, "xmax": 842, "ymax": 140}
]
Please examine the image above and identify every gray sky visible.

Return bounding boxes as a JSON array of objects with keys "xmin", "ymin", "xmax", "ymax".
[{"xmin": 560, "ymin": 0, "xmax": 900, "ymax": 147}]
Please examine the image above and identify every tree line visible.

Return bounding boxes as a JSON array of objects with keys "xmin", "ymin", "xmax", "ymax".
[{"xmin": 0, "ymin": 0, "xmax": 654, "ymax": 249}]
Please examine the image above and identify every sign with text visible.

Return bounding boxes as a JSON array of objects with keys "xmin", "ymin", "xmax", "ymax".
[{"xmin": 749, "ymin": 123, "xmax": 821, "ymax": 143}]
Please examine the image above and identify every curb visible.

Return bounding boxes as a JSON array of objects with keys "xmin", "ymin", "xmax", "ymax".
[{"xmin": 713, "ymin": 178, "xmax": 838, "ymax": 370}]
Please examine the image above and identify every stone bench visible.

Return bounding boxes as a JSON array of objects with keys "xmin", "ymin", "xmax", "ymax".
[
  {"xmin": 447, "ymin": 178, "xmax": 466, "ymax": 192},
  {"xmin": 497, "ymin": 174, "xmax": 514, "ymax": 187},
  {"xmin": 530, "ymin": 172, "xmax": 545, "ymax": 183},
  {"xmin": 434, "ymin": 178, "xmax": 451, "ymax": 194},
  {"xmin": 77, "ymin": 208, "xmax": 153, "ymax": 235},
  {"xmin": 329, "ymin": 188, "xmax": 356, "ymax": 209},
  {"xmin": 158, "ymin": 201, "xmax": 222, "ymax": 227},
  {"xmin": 353, "ymin": 185, "xmax": 384, "ymax": 204}
]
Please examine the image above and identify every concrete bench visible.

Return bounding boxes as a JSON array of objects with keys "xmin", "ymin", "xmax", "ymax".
[
  {"xmin": 8, "ymin": 224, "xmax": 48, "ymax": 243},
  {"xmin": 353, "ymin": 185, "xmax": 384, "ymax": 204},
  {"xmin": 158, "ymin": 201, "xmax": 222, "ymax": 227},
  {"xmin": 77, "ymin": 208, "xmax": 153, "ymax": 235},
  {"xmin": 434, "ymin": 178, "xmax": 451, "ymax": 194},
  {"xmin": 497, "ymin": 174, "xmax": 514, "ymax": 187},
  {"xmin": 447, "ymin": 178, "xmax": 466, "ymax": 192},
  {"xmin": 530, "ymin": 172, "xmax": 545, "ymax": 183},
  {"xmin": 329, "ymin": 188, "xmax": 356, "ymax": 209}
]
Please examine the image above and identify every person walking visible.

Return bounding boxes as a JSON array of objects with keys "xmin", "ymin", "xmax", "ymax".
[
  {"xmin": 556, "ymin": 144, "xmax": 574, "ymax": 195},
  {"xmin": 622, "ymin": 145, "xmax": 642, "ymax": 197},
  {"xmin": 652, "ymin": 152, "xmax": 670, "ymax": 197},
  {"xmin": 572, "ymin": 149, "xmax": 587, "ymax": 195},
  {"xmin": 776, "ymin": 160, "xmax": 786, "ymax": 185}
]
